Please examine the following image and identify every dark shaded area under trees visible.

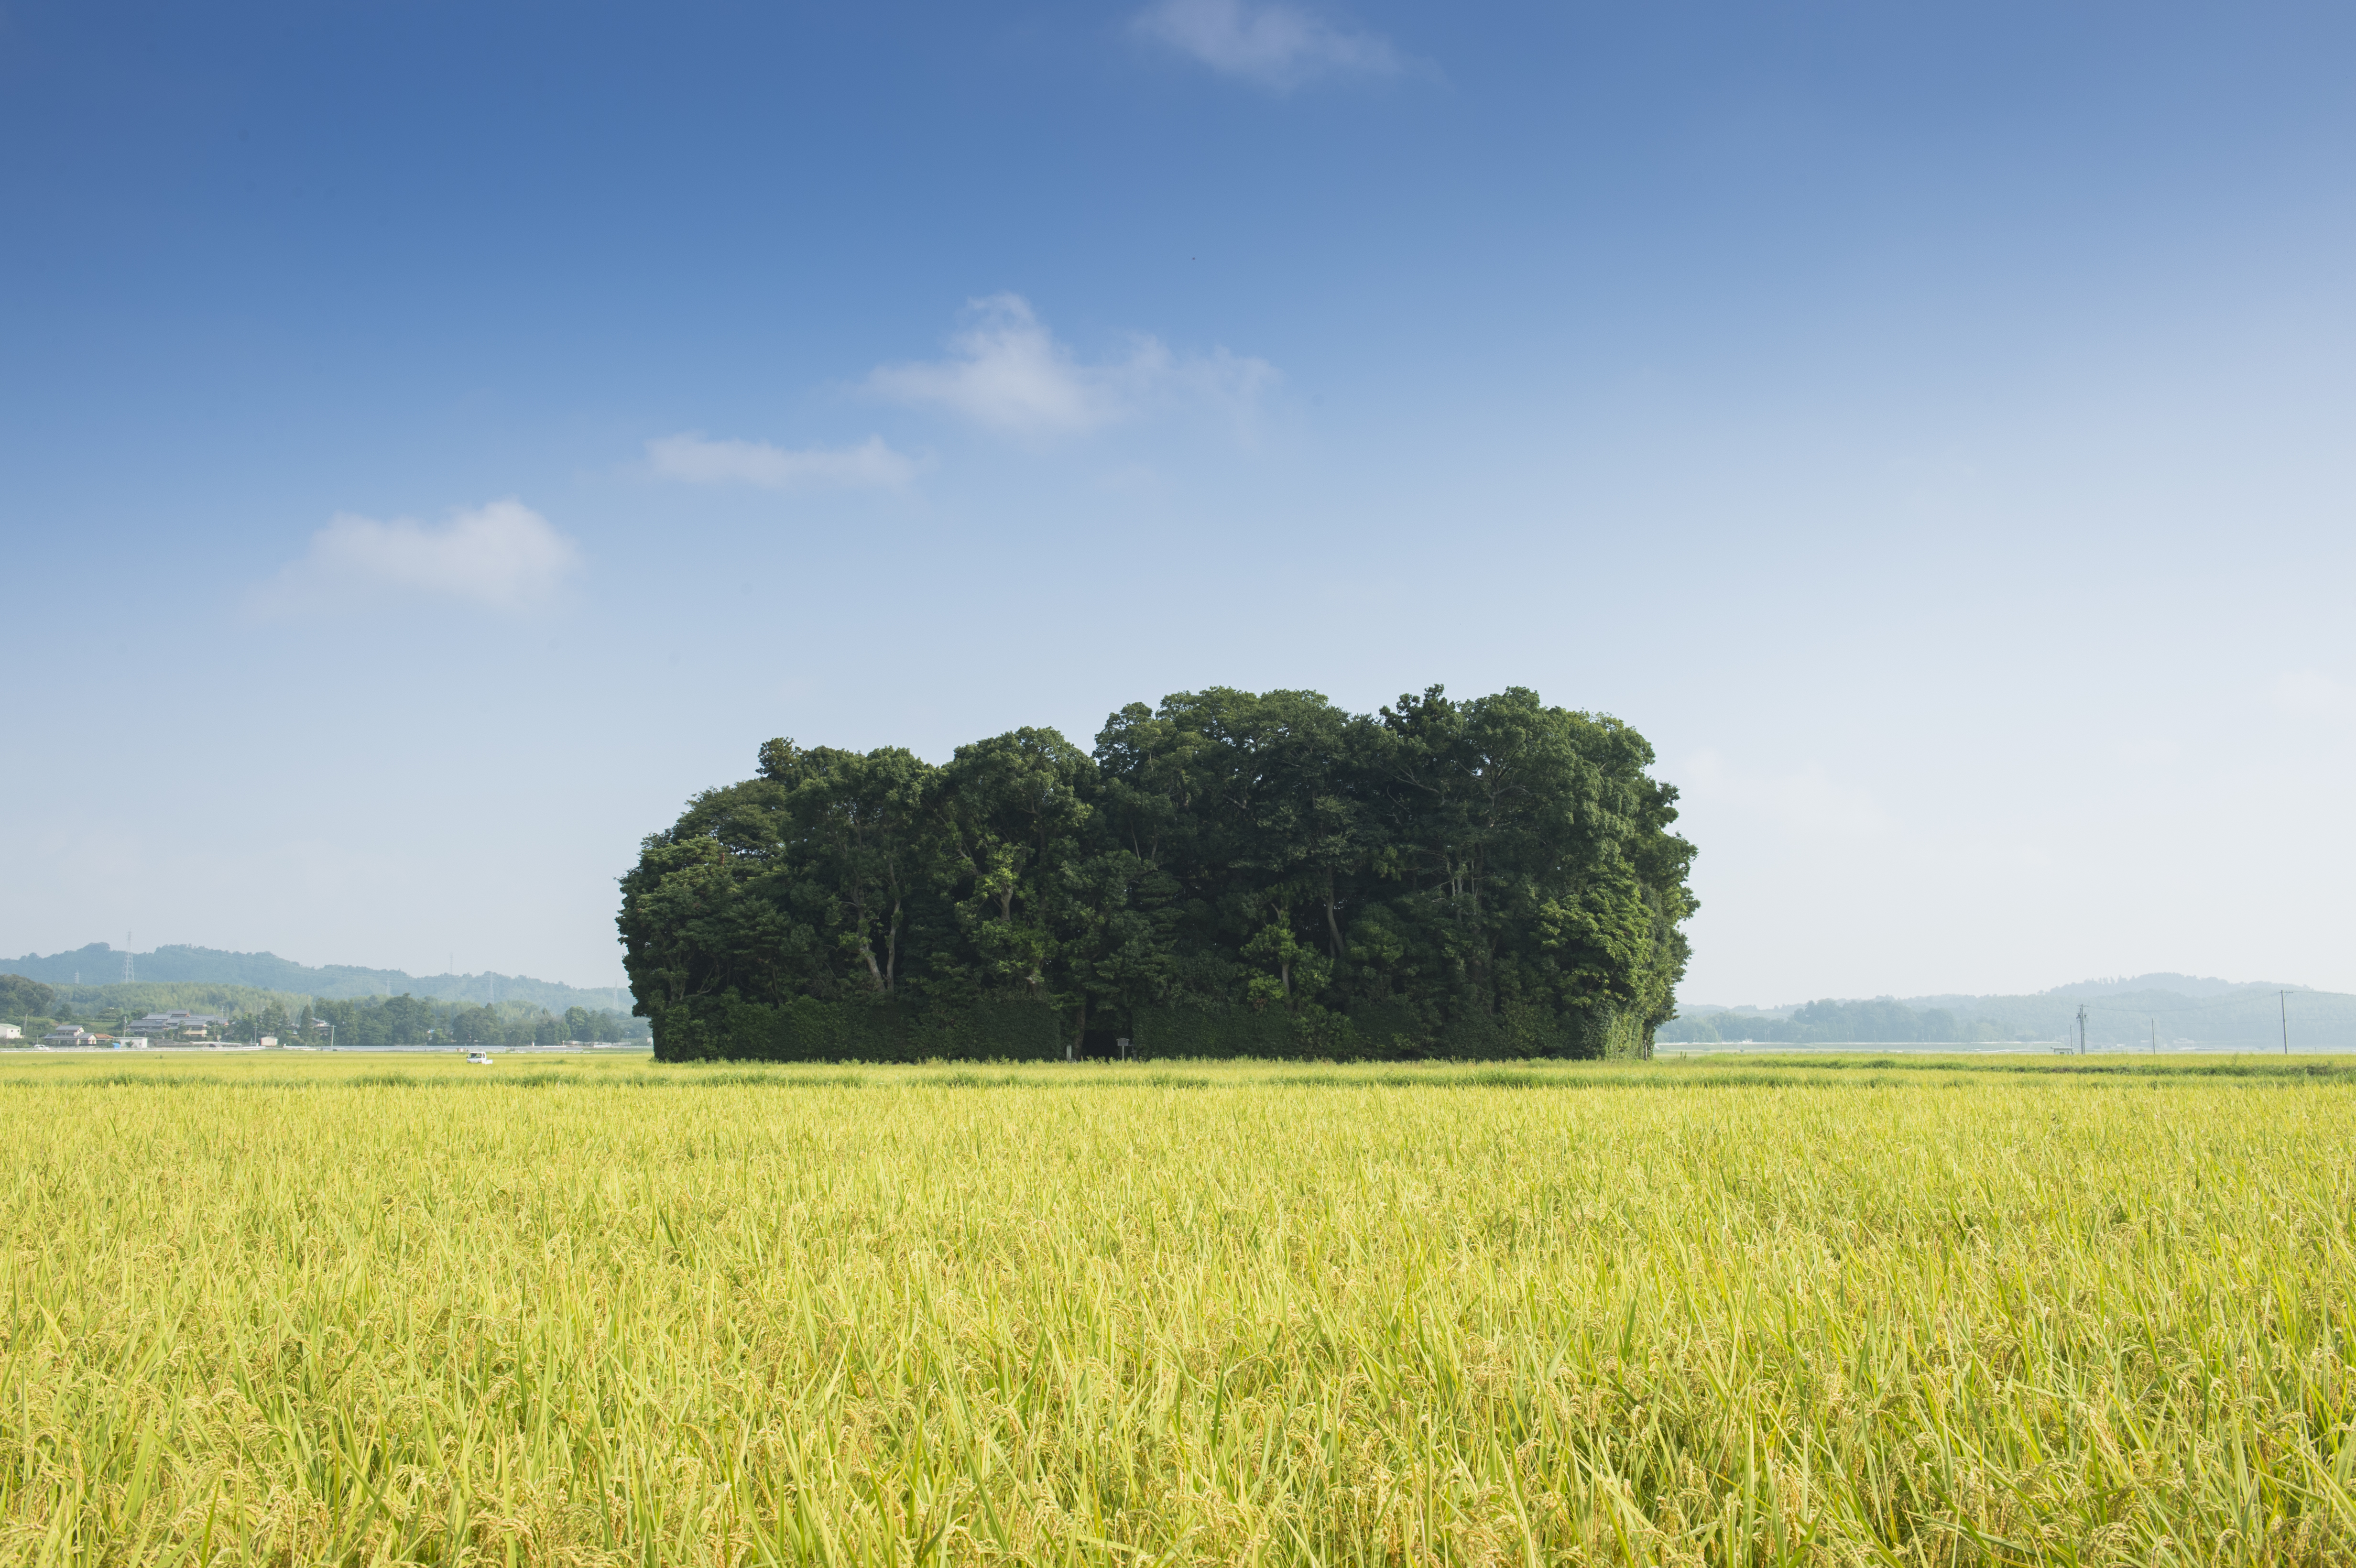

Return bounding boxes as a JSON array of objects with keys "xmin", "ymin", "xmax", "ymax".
[{"xmin": 621, "ymin": 686, "xmax": 1696, "ymax": 1062}]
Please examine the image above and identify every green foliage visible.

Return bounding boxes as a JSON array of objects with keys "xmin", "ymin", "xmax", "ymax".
[
  {"xmin": 1133, "ymin": 1004, "xmax": 1300, "ymax": 1060},
  {"xmin": 291, "ymin": 994, "xmax": 648, "ymax": 1049},
  {"xmin": 0, "ymin": 974, "xmax": 55, "ymax": 1020},
  {"xmin": 654, "ymin": 995, "xmax": 1064, "ymax": 1062},
  {"xmin": 0, "ymin": 978, "xmax": 650, "ymax": 1050},
  {"xmin": 40, "ymin": 980, "xmax": 372, "ymax": 1023},
  {"xmin": 560, "ymin": 1005, "xmax": 637, "ymax": 1042},
  {"xmin": 623, "ymin": 685, "xmax": 1696, "ymax": 1061}
]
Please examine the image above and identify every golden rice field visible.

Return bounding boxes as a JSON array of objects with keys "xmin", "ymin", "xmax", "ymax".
[{"xmin": 2, "ymin": 1052, "xmax": 2353, "ymax": 1566}]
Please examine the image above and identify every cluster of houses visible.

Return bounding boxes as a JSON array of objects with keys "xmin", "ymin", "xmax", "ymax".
[
  {"xmin": 25, "ymin": 1011, "xmax": 238, "ymax": 1049},
  {"xmin": 39, "ymin": 1026, "xmax": 121, "ymax": 1047}
]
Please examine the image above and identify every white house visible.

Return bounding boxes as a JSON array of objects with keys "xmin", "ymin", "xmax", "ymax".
[{"xmin": 0, "ymin": 1023, "xmax": 21, "ymax": 1040}]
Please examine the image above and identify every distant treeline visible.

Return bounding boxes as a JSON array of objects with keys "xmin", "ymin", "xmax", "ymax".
[
  {"xmin": 1910, "ymin": 986, "xmax": 2356, "ymax": 1049},
  {"xmin": 294, "ymin": 994, "xmax": 646, "ymax": 1048},
  {"xmin": 10, "ymin": 979, "xmax": 318, "ymax": 1024},
  {"xmin": 1662, "ymin": 999, "xmax": 2010, "ymax": 1045},
  {"xmin": 1659, "ymin": 986, "xmax": 2356, "ymax": 1048},
  {"xmin": 0, "ymin": 973, "xmax": 647, "ymax": 1048},
  {"xmin": 622, "ymin": 686, "xmax": 1695, "ymax": 1062}
]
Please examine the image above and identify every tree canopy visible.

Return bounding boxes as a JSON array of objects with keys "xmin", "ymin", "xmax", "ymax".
[
  {"xmin": 621, "ymin": 686, "xmax": 1696, "ymax": 1061},
  {"xmin": 0, "ymin": 974, "xmax": 56, "ymax": 1020}
]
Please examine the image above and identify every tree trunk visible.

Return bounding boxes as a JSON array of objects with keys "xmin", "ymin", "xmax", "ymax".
[
  {"xmin": 1324, "ymin": 870, "xmax": 1344, "ymax": 960},
  {"xmin": 1069, "ymin": 995, "xmax": 1085, "ymax": 1062}
]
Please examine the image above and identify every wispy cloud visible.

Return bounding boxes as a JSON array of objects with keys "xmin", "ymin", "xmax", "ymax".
[
  {"xmin": 864, "ymin": 294, "xmax": 1277, "ymax": 438},
  {"xmin": 645, "ymin": 433, "xmax": 919, "ymax": 490},
  {"xmin": 1134, "ymin": 0, "xmax": 1399, "ymax": 89},
  {"xmin": 263, "ymin": 499, "xmax": 579, "ymax": 612}
]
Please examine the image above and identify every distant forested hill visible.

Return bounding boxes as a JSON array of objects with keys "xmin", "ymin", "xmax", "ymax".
[
  {"xmin": 1664, "ymin": 977, "xmax": 2356, "ymax": 1048},
  {"xmin": 5, "ymin": 944, "xmax": 630, "ymax": 1014}
]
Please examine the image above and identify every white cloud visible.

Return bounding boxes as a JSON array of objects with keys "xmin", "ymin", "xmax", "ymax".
[
  {"xmin": 1134, "ymin": 0, "xmax": 1399, "ymax": 89},
  {"xmin": 645, "ymin": 433, "xmax": 919, "ymax": 490},
  {"xmin": 266, "ymin": 499, "xmax": 579, "ymax": 611},
  {"xmin": 864, "ymin": 294, "xmax": 1277, "ymax": 438}
]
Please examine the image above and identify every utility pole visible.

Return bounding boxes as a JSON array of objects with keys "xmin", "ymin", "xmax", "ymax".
[
  {"xmin": 2077, "ymin": 1004, "xmax": 2088, "ymax": 1056},
  {"xmin": 2281, "ymin": 990, "xmax": 2290, "ymax": 1056},
  {"xmin": 2151, "ymin": 1018, "xmax": 2157, "ymax": 1055}
]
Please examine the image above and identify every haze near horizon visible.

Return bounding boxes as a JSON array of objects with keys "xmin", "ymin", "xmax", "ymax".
[{"xmin": 3, "ymin": 0, "xmax": 2350, "ymax": 1004}]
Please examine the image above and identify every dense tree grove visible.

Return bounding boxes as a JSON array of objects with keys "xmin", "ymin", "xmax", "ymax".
[{"xmin": 622, "ymin": 686, "xmax": 1696, "ymax": 1061}]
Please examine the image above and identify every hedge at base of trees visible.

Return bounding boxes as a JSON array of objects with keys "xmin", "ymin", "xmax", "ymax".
[
  {"xmin": 1139, "ymin": 1000, "xmax": 1648, "ymax": 1061},
  {"xmin": 650, "ymin": 995, "xmax": 1648, "ymax": 1063},
  {"xmin": 651, "ymin": 995, "xmax": 1066, "ymax": 1062}
]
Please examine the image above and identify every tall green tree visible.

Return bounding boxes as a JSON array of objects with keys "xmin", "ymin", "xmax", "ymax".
[{"xmin": 933, "ymin": 728, "xmax": 1094, "ymax": 1005}]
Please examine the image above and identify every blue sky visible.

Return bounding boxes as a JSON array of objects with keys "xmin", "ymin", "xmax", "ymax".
[{"xmin": 4, "ymin": 0, "xmax": 2352, "ymax": 1003}]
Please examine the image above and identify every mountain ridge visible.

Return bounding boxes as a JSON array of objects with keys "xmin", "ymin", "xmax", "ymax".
[
  {"xmin": 3, "ymin": 943, "xmax": 629, "ymax": 1014},
  {"xmin": 1687, "ymin": 973, "xmax": 2309, "ymax": 1015},
  {"xmin": 1668, "ymin": 974, "xmax": 2350, "ymax": 1047}
]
